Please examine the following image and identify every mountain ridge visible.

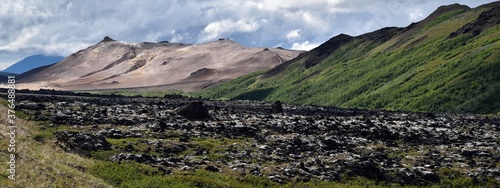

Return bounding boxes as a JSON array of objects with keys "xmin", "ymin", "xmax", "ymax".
[
  {"xmin": 2, "ymin": 54, "xmax": 63, "ymax": 74},
  {"xmin": 17, "ymin": 38, "xmax": 302, "ymax": 91},
  {"xmin": 195, "ymin": 2, "xmax": 500, "ymax": 114}
]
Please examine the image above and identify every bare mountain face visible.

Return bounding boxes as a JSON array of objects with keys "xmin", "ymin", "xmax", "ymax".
[{"xmin": 18, "ymin": 37, "xmax": 302, "ymax": 91}]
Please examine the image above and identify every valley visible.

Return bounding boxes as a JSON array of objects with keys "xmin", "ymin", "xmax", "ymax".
[{"xmin": 1, "ymin": 1, "xmax": 500, "ymax": 187}]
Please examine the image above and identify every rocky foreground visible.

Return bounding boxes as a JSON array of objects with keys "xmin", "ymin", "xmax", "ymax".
[{"xmin": 10, "ymin": 90, "xmax": 500, "ymax": 186}]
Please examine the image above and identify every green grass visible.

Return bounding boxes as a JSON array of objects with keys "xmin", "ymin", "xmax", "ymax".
[
  {"xmin": 88, "ymin": 160, "xmax": 500, "ymax": 188},
  {"xmin": 75, "ymin": 89, "xmax": 188, "ymax": 98},
  {"xmin": 87, "ymin": 160, "xmax": 401, "ymax": 188},
  {"xmin": 194, "ymin": 70, "xmax": 267, "ymax": 100},
  {"xmin": 0, "ymin": 99, "xmax": 112, "ymax": 188},
  {"xmin": 425, "ymin": 9, "xmax": 466, "ymax": 29},
  {"xmin": 437, "ymin": 168, "xmax": 500, "ymax": 188}
]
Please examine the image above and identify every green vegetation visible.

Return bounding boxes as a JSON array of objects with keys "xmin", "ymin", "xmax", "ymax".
[
  {"xmin": 87, "ymin": 161, "xmax": 500, "ymax": 188},
  {"xmin": 76, "ymin": 89, "xmax": 188, "ymax": 98},
  {"xmin": 195, "ymin": 6, "xmax": 500, "ymax": 114},
  {"xmin": 192, "ymin": 70, "xmax": 267, "ymax": 100},
  {"xmin": 437, "ymin": 168, "xmax": 499, "ymax": 188},
  {"xmin": 88, "ymin": 161, "xmax": 390, "ymax": 188},
  {"xmin": 426, "ymin": 9, "xmax": 466, "ymax": 29},
  {"xmin": 0, "ymin": 99, "xmax": 111, "ymax": 188}
]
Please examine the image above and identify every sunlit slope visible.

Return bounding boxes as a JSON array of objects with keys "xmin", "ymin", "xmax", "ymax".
[
  {"xmin": 18, "ymin": 38, "xmax": 301, "ymax": 92},
  {"xmin": 197, "ymin": 2, "xmax": 500, "ymax": 114}
]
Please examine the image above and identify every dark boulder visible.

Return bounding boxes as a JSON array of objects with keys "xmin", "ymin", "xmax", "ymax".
[
  {"xmin": 177, "ymin": 101, "xmax": 210, "ymax": 120},
  {"xmin": 205, "ymin": 165, "xmax": 220, "ymax": 172},
  {"xmin": 271, "ymin": 101, "xmax": 284, "ymax": 114},
  {"xmin": 348, "ymin": 161, "xmax": 385, "ymax": 181}
]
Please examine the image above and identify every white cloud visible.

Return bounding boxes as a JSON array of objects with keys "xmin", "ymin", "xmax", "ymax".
[
  {"xmin": 0, "ymin": 26, "xmax": 40, "ymax": 51},
  {"xmin": 0, "ymin": 0, "xmax": 495, "ymax": 69},
  {"xmin": 286, "ymin": 29, "xmax": 301, "ymax": 41},
  {"xmin": 199, "ymin": 19, "xmax": 260, "ymax": 42},
  {"xmin": 254, "ymin": 0, "xmax": 345, "ymax": 12},
  {"xmin": 42, "ymin": 42, "xmax": 93, "ymax": 56},
  {"xmin": 0, "ymin": 60, "xmax": 18, "ymax": 70},
  {"xmin": 408, "ymin": 9, "xmax": 424, "ymax": 22},
  {"xmin": 302, "ymin": 11, "xmax": 325, "ymax": 29},
  {"xmin": 170, "ymin": 31, "xmax": 191, "ymax": 43},
  {"xmin": 291, "ymin": 40, "xmax": 320, "ymax": 51}
]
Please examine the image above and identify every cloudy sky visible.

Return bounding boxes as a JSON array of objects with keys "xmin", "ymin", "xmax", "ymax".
[{"xmin": 0, "ymin": 0, "xmax": 496, "ymax": 70}]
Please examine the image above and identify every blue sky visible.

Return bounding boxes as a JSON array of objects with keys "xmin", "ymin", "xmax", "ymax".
[{"xmin": 0, "ymin": 0, "xmax": 496, "ymax": 70}]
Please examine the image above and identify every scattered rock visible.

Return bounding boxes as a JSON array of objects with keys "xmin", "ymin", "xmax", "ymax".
[{"xmin": 55, "ymin": 131, "xmax": 112, "ymax": 156}]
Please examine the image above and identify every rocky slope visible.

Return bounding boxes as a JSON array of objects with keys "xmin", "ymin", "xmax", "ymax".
[
  {"xmin": 9, "ymin": 90, "xmax": 500, "ymax": 186},
  {"xmin": 196, "ymin": 2, "xmax": 500, "ymax": 114},
  {"xmin": 17, "ymin": 38, "xmax": 301, "ymax": 91}
]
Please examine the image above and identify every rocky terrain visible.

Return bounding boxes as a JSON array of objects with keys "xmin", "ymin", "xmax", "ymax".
[{"xmin": 8, "ymin": 90, "xmax": 500, "ymax": 186}]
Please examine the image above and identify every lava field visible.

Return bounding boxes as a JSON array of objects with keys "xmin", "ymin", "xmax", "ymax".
[{"xmin": 11, "ymin": 91, "xmax": 500, "ymax": 186}]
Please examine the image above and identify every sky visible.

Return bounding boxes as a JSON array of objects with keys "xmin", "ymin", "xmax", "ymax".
[{"xmin": 0, "ymin": 0, "xmax": 496, "ymax": 70}]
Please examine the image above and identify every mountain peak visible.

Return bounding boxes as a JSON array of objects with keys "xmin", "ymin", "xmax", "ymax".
[
  {"xmin": 215, "ymin": 38, "xmax": 238, "ymax": 44},
  {"xmin": 17, "ymin": 36, "xmax": 302, "ymax": 91},
  {"xmin": 100, "ymin": 36, "xmax": 116, "ymax": 43},
  {"xmin": 437, "ymin": 3, "xmax": 470, "ymax": 11},
  {"xmin": 198, "ymin": 38, "xmax": 243, "ymax": 48},
  {"xmin": 428, "ymin": 3, "xmax": 470, "ymax": 20}
]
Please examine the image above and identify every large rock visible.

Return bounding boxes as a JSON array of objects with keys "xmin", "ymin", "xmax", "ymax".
[
  {"xmin": 177, "ymin": 101, "xmax": 210, "ymax": 120},
  {"xmin": 270, "ymin": 101, "xmax": 284, "ymax": 114}
]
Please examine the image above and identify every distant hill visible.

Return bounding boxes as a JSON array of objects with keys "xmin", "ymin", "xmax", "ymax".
[
  {"xmin": 2, "ymin": 54, "xmax": 63, "ymax": 74},
  {"xmin": 17, "ymin": 37, "xmax": 302, "ymax": 91},
  {"xmin": 0, "ymin": 72, "xmax": 17, "ymax": 77},
  {"xmin": 0, "ymin": 72, "xmax": 17, "ymax": 83},
  {"xmin": 15, "ymin": 64, "xmax": 55, "ymax": 81},
  {"xmin": 196, "ymin": 2, "xmax": 500, "ymax": 114}
]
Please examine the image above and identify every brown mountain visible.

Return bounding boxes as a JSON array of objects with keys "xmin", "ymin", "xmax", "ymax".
[{"xmin": 18, "ymin": 37, "xmax": 302, "ymax": 91}]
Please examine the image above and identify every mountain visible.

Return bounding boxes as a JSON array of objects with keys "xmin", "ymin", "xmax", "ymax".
[
  {"xmin": 0, "ymin": 72, "xmax": 17, "ymax": 76},
  {"xmin": 15, "ymin": 64, "xmax": 55, "ymax": 80},
  {"xmin": 2, "ymin": 54, "xmax": 63, "ymax": 74},
  {"xmin": 196, "ymin": 2, "xmax": 500, "ymax": 114},
  {"xmin": 0, "ymin": 72, "xmax": 18, "ymax": 83},
  {"xmin": 18, "ymin": 37, "xmax": 302, "ymax": 91}
]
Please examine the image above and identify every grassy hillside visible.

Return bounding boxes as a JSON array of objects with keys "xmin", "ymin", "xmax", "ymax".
[
  {"xmin": 195, "ymin": 3, "xmax": 500, "ymax": 114},
  {"xmin": 0, "ymin": 100, "xmax": 111, "ymax": 188}
]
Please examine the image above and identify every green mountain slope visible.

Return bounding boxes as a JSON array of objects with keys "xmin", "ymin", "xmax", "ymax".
[{"xmin": 195, "ymin": 2, "xmax": 500, "ymax": 114}]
